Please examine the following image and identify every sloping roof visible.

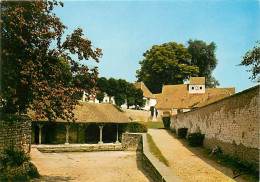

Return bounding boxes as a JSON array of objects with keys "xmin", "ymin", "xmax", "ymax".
[
  {"xmin": 189, "ymin": 77, "xmax": 205, "ymax": 85},
  {"xmin": 134, "ymin": 82, "xmax": 156, "ymax": 98},
  {"xmin": 29, "ymin": 102, "xmax": 130, "ymax": 123},
  {"xmin": 155, "ymin": 84, "xmax": 235, "ymax": 109}
]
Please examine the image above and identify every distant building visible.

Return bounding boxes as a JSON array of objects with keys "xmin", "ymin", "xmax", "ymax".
[
  {"xmin": 133, "ymin": 82, "xmax": 157, "ymax": 110},
  {"xmin": 155, "ymin": 77, "xmax": 235, "ymax": 117}
]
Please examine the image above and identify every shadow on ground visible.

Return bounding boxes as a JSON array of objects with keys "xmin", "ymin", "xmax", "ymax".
[
  {"xmin": 136, "ymin": 150, "xmax": 155, "ymax": 182},
  {"xmin": 165, "ymin": 130, "xmax": 258, "ymax": 182},
  {"xmin": 31, "ymin": 175, "xmax": 73, "ymax": 182}
]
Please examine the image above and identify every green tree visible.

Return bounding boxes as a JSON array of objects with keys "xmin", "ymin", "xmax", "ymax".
[
  {"xmin": 238, "ymin": 41, "xmax": 260, "ymax": 82},
  {"xmin": 114, "ymin": 93, "xmax": 126, "ymax": 106},
  {"xmin": 187, "ymin": 39, "xmax": 219, "ymax": 87},
  {"xmin": 125, "ymin": 82, "xmax": 136, "ymax": 108},
  {"xmin": 96, "ymin": 92, "xmax": 105, "ymax": 103},
  {"xmin": 106, "ymin": 78, "xmax": 118, "ymax": 102},
  {"xmin": 136, "ymin": 42, "xmax": 199, "ymax": 93},
  {"xmin": 97, "ymin": 77, "xmax": 108, "ymax": 93},
  {"xmin": 0, "ymin": 1, "xmax": 102, "ymax": 121},
  {"xmin": 134, "ymin": 88, "xmax": 145, "ymax": 109}
]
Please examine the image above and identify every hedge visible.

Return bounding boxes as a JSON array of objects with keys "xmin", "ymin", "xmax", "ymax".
[{"xmin": 124, "ymin": 122, "xmax": 148, "ymax": 133}]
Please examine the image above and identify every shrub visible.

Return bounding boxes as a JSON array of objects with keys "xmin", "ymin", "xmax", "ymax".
[
  {"xmin": 177, "ymin": 127, "xmax": 188, "ymax": 138},
  {"xmin": 162, "ymin": 117, "xmax": 170, "ymax": 129},
  {"xmin": 28, "ymin": 162, "xmax": 40, "ymax": 179},
  {"xmin": 124, "ymin": 122, "xmax": 148, "ymax": 133},
  {"xmin": 0, "ymin": 146, "xmax": 30, "ymax": 181},
  {"xmin": 188, "ymin": 133, "xmax": 205, "ymax": 147}
]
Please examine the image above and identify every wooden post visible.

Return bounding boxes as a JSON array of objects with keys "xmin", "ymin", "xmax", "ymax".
[{"xmin": 98, "ymin": 125, "xmax": 104, "ymax": 144}]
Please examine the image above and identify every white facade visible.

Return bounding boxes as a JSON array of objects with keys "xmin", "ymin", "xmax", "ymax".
[
  {"xmin": 143, "ymin": 97, "xmax": 157, "ymax": 110},
  {"xmin": 189, "ymin": 84, "xmax": 205, "ymax": 94}
]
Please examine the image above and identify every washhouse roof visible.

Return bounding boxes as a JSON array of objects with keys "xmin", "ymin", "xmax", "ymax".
[{"xmin": 29, "ymin": 102, "xmax": 130, "ymax": 123}]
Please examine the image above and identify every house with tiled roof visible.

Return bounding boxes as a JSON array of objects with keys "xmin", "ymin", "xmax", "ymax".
[
  {"xmin": 133, "ymin": 82, "xmax": 157, "ymax": 110},
  {"xmin": 155, "ymin": 77, "xmax": 235, "ymax": 117}
]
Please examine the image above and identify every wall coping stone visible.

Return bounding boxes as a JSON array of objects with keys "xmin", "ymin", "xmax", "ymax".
[{"xmin": 142, "ymin": 133, "xmax": 182, "ymax": 182}]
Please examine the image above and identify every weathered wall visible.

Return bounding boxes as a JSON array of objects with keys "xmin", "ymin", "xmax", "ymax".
[
  {"xmin": 123, "ymin": 109, "xmax": 152, "ymax": 121},
  {"xmin": 122, "ymin": 133, "xmax": 143, "ymax": 151},
  {"xmin": 171, "ymin": 85, "xmax": 259, "ymax": 165},
  {"xmin": 0, "ymin": 119, "xmax": 32, "ymax": 175}
]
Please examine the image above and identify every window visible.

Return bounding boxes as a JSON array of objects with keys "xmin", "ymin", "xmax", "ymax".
[
  {"xmin": 200, "ymin": 86, "xmax": 202, "ymax": 90},
  {"xmin": 192, "ymin": 87, "xmax": 194, "ymax": 90}
]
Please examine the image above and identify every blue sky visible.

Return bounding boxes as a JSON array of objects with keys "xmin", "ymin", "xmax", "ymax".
[{"xmin": 54, "ymin": 0, "xmax": 259, "ymax": 92}]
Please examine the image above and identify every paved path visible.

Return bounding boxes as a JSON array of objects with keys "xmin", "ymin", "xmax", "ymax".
[
  {"xmin": 31, "ymin": 148, "xmax": 151, "ymax": 182},
  {"xmin": 148, "ymin": 129, "xmax": 235, "ymax": 182}
]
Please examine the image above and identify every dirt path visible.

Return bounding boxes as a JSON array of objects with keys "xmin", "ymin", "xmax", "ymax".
[
  {"xmin": 30, "ymin": 148, "xmax": 151, "ymax": 182},
  {"xmin": 148, "ymin": 129, "xmax": 243, "ymax": 182}
]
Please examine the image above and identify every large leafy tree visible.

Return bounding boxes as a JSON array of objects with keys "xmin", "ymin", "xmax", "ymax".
[
  {"xmin": 136, "ymin": 42, "xmax": 199, "ymax": 93},
  {"xmin": 0, "ymin": 1, "xmax": 102, "ymax": 121},
  {"xmin": 239, "ymin": 41, "xmax": 260, "ymax": 82},
  {"xmin": 187, "ymin": 39, "xmax": 219, "ymax": 87}
]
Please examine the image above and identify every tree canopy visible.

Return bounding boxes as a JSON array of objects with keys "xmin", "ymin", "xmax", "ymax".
[
  {"xmin": 187, "ymin": 39, "xmax": 219, "ymax": 87},
  {"xmin": 136, "ymin": 42, "xmax": 199, "ymax": 93},
  {"xmin": 239, "ymin": 41, "xmax": 260, "ymax": 82},
  {"xmin": 0, "ymin": 1, "xmax": 102, "ymax": 121},
  {"xmin": 95, "ymin": 77, "xmax": 144, "ymax": 108}
]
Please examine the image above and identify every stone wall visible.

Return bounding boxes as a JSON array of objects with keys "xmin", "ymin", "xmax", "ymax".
[
  {"xmin": 171, "ymin": 85, "xmax": 259, "ymax": 165},
  {"xmin": 121, "ymin": 133, "xmax": 143, "ymax": 151},
  {"xmin": 123, "ymin": 109, "xmax": 152, "ymax": 121},
  {"xmin": 0, "ymin": 119, "xmax": 32, "ymax": 176}
]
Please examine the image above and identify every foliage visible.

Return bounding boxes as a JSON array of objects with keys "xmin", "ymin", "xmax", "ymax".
[
  {"xmin": 148, "ymin": 121, "xmax": 165, "ymax": 129},
  {"xmin": 210, "ymin": 147, "xmax": 259, "ymax": 179},
  {"xmin": 124, "ymin": 122, "xmax": 148, "ymax": 133},
  {"xmin": 187, "ymin": 39, "xmax": 219, "ymax": 88},
  {"xmin": 0, "ymin": 146, "xmax": 30, "ymax": 181},
  {"xmin": 177, "ymin": 127, "xmax": 188, "ymax": 138},
  {"xmin": 0, "ymin": 113, "xmax": 30, "ymax": 122},
  {"xmin": 96, "ymin": 92, "xmax": 105, "ymax": 103},
  {"xmin": 106, "ymin": 78, "xmax": 118, "ymax": 101},
  {"xmin": 136, "ymin": 42, "xmax": 199, "ymax": 93},
  {"xmin": 187, "ymin": 133, "xmax": 205, "ymax": 147},
  {"xmin": 239, "ymin": 40, "xmax": 260, "ymax": 82},
  {"xmin": 97, "ymin": 77, "xmax": 108, "ymax": 93},
  {"xmin": 28, "ymin": 162, "xmax": 40, "ymax": 179},
  {"xmin": 0, "ymin": 1, "xmax": 102, "ymax": 121},
  {"xmin": 162, "ymin": 117, "xmax": 171, "ymax": 129},
  {"xmin": 146, "ymin": 133, "xmax": 169, "ymax": 166},
  {"xmin": 134, "ymin": 88, "xmax": 145, "ymax": 109}
]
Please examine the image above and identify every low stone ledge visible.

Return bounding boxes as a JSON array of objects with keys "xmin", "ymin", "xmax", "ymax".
[
  {"xmin": 37, "ymin": 143, "xmax": 123, "ymax": 153},
  {"xmin": 142, "ymin": 133, "xmax": 182, "ymax": 182}
]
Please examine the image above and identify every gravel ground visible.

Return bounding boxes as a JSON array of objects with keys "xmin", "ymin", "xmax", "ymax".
[
  {"xmin": 30, "ymin": 148, "xmax": 152, "ymax": 182},
  {"xmin": 148, "ymin": 129, "xmax": 256, "ymax": 182}
]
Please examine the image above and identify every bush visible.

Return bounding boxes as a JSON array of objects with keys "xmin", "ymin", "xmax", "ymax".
[
  {"xmin": 162, "ymin": 117, "xmax": 170, "ymax": 129},
  {"xmin": 124, "ymin": 122, "xmax": 148, "ymax": 133},
  {"xmin": 177, "ymin": 127, "xmax": 188, "ymax": 138},
  {"xmin": 188, "ymin": 133, "xmax": 205, "ymax": 147},
  {"xmin": 0, "ymin": 146, "xmax": 30, "ymax": 181},
  {"xmin": 28, "ymin": 162, "xmax": 40, "ymax": 179}
]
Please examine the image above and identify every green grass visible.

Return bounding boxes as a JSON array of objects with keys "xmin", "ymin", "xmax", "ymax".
[
  {"xmin": 146, "ymin": 133, "xmax": 169, "ymax": 166},
  {"xmin": 148, "ymin": 121, "xmax": 165, "ymax": 129}
]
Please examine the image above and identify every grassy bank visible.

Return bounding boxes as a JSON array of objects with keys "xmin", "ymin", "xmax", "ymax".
[{"xmin": 146, "ymin": 133, "xmax": 169, "ymax": 166}]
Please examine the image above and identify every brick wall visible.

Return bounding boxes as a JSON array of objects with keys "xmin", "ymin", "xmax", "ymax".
[{"xmin": 171, "ymin": 85, "xmax": 259, "ymax": 165}]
